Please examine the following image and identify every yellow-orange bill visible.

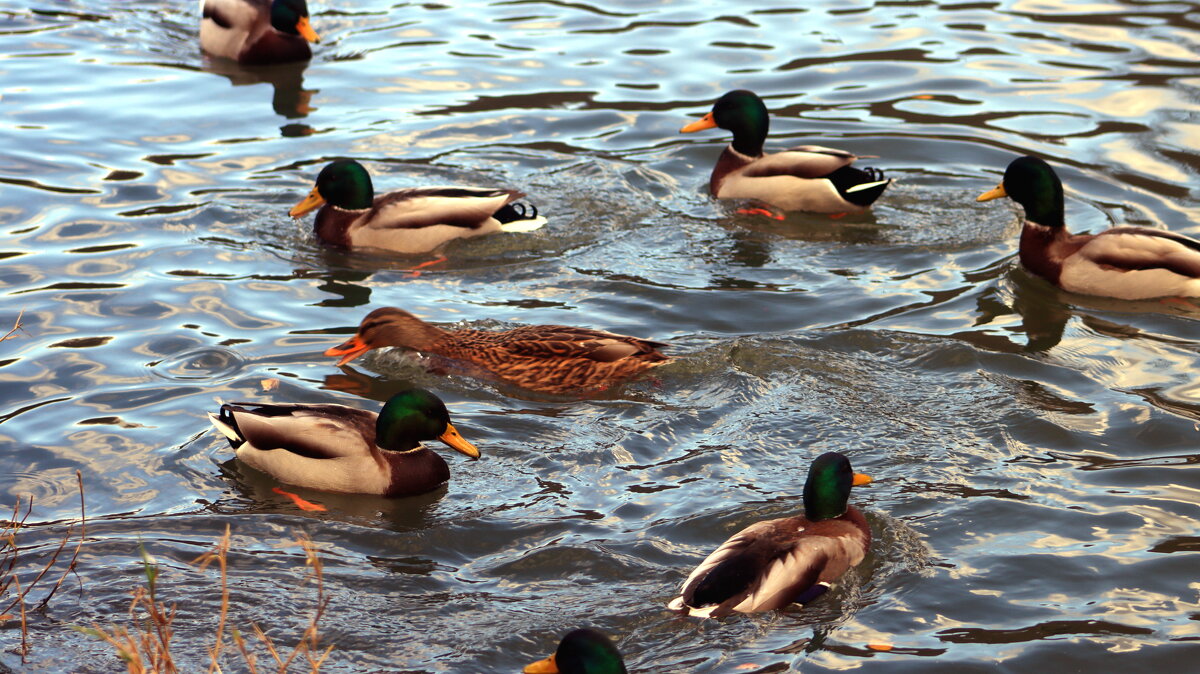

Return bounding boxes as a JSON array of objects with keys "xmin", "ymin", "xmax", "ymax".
[
  {"xmin": 977, "ymin": 184, "xmax": 1007, "ymax": 202},
  {"xmin": 296, "ymin": 17, "xmax": 320, "ymax": 43},
  {"xmin": 324, "ymin": 335, "xmax": 371, "ymax": 366},
  {"xmin": 523, "ymin": 654, "xmax": 558, "ymax": 674},
  {"xmin": 439, "ymin": 422, "xmax": 480, "ymax": 459},
  {"xmin": 272, "ymin": 487, "xmax": 327, "ymax": 512},
  {"xmin": 680, "ymin": 112, "xmax": 718, "ymax": 133},
  {"xmin": 289, "ymin": 186, "xmax": 325, "ymax": 217},
  {"xmin": 867, "ymin": 643, "xmax": 894, "ymax": 652},
  {"xmin": 853, "ymin": 473, "xmax": 873, "ymax": 487}
]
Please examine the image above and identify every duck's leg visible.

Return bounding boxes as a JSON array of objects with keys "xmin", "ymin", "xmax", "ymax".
[
  {"xmin": 405, "ymin": 255, "xmax": 448, "ymax": 278},
  {"xmin": 737, "ymin": 202, "xmax": 785, "ymax": 220}
]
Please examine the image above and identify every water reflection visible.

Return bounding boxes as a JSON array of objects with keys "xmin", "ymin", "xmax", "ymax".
[{"xmin": 200, "ymin": 57, "xmax": 316, "ymax": 124}]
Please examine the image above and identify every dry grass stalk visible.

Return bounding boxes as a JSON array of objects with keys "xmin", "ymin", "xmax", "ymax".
[
  {"xmin": 1, "ymin": 470, "xmax": 86, "ymax": 662},
  {"xmin": 0, "ymin": 309, "xmax": 23, "ymax": 343},
  {"xmin": 85, "ymin": 525, "xmax": 332, "ymax": 673}
]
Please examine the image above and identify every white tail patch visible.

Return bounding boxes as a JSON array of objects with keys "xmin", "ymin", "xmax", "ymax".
[
  {"xmin": 667, "ymin": 596, "xmax": 720, "ymax": 618},
  {"xmin": 845, "ymin": 179, "xmax": 892, "ymax": 194},
  {"xmin": 499, "ymin": 216, "xmax": 547, "ymax": 233},
  {"xmin": 207, "ymin": 412, "xmax": 241, "ymax": 442}
]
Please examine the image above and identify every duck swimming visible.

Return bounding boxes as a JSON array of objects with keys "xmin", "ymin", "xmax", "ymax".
[
  {"xmin": 978, "ymin": 155, "xmax": 1200, "ymax": 299},
  {"xmin": 681, "ymin": 90, "xmax": 891, "ymax": 214},
  {"xmin": 524, "ymin": 628, "xmax": 626, "ymax": 674},
  {"xmin": 667, "ymin": 451, "xmax": 872, "ymax": 618},
  {"xmin": 200, "ymin": 0, "xmax": 320, "ymax": 65},
  {"xmin": 290, "ymin": 159, "xmax": 546, "ymax": 254},
  {"xmin": 325, "ymin": 307, "xmax": 669, "ymax": 395},
  {"xmin": 208, "ymin": 388, "xmax": 479, "ymax": 497}
]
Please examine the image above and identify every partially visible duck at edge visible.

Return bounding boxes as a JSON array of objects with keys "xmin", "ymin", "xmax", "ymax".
[
  {"xmin": 200, "ymin": 0, "xmax": 320, "ymax": 65},
  {"xmin": 978, "ymin": 155, "xmax": 1200, "ymax": 299},
  {"xmin": 290, "ymin": 159, "xmax": 547, "ymax": 254},
  {"xmin": 325, "ymin": 307, "xmax": 669, "ymax": 395},
  {"xmin": 524, "ymin": 628, "xmax": 627, "ymax": 674},
  {"xmin": 668, "ymin": 451, "xmax": 872, "ymax": 618},
  {"xmin": 208, "ymin": 388, "xmax": 480, "ymax": 497},
  {"xmin": 680, "ymin": 89, "xmax": 892, "ymax": 215}
]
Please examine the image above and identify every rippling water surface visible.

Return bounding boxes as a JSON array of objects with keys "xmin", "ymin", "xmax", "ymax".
[{"xmin": 3, "ymin": 0, "xmax": 1200, "ymax": 671}]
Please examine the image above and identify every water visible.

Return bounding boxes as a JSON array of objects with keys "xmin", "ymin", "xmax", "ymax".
[{"xmin": 3, "ymin": 0, "xmax": 1200, "ymax": 670}]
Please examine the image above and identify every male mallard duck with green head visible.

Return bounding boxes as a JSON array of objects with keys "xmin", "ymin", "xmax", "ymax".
[
  {"xmin": 525, "ymin": 628, "xmax": 626, "ymax": 674},
  {"xmin": 325, "ymin": 307, "xmax": 669, "ymax": 395},
  {"xmin": 681, "ymin": 90, "xmax": 891, "ymax": 214},
  {"xmin": 289, "ymin": 159, "xmax": 547, "ymax": 254},
  {"xmin": 200, "ymin": 0, "xmax": 320, "ymax": 65},
  {"xmin": 978, "ymin": 155, "xmax": 1200, "ymax": 299},
  {"xmin": 667, "ymin": 451, "xmax": 872, "ymax": 618},
  {"xmin": 208, "ymin": 388, "xmax": 479, "ymax": 496}
]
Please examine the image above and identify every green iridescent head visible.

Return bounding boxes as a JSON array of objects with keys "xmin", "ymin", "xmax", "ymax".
[
  {"xmin": 270, "ymin": 0, "xmax": 310, "ymax": 36},
  {"xmin": 524, "ymin": 628, "xmax": 626, "ymax": 674},
  {"xmin": 316, "ymin": 159, "xmax": 375, "ymax": 210},
  {"xmin": 803, "ymin": 452, "xmax": 870, "ymax": 521},
  {"xmin": 376, "ymin": 389, "xmax": 479, "ymax": 458},
  {"xmin": 682, "ymin": 89, "xmax": 770, "ymax": 157},
  {"xmin": 997, "ymin": 155, "xmax": 1065, "ymax": 228}
]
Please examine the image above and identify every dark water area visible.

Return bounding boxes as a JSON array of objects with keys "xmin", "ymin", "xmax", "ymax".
[{"xmin": 3, "ymin": 0, "xmax": 1200, "ymax": 671}]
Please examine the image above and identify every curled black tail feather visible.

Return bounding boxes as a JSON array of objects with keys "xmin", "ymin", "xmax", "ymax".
[
  {"xmin": 827, "ymin": 165, "xmax": 890, "ymax": 207},
  {"xmin": 494, "ymin": 201, "xmax": 539, "ymax": 224}
]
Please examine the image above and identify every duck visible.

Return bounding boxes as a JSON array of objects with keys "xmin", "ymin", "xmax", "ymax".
[
  {"xmin": 978, "ymin": 156, "xmax": 1200, "ymax": 299},
  {"xmin": 667, "ymin": 451, "xmax": 872, "ymax": 618},
  {"xmin": 525, "ymin": 628, "xmax": 626, "ymax": 674},
  {"xmin": 289, "ymin": 159, "xmax": 547, "ymax": 254},
  {"xmin": 324, "ymin": 307, "xmax": 669, "ymax": 395},
  {"xmin": 200, "ymin": 0, "xmax": 320, "ymax": 65},
  {"xmin": 207, "ymin": 388, "xmax": 480, "ymax": 496},
  {"xmin": 680, "ymin": 90, "xmax": 891, "ymax": 214}
]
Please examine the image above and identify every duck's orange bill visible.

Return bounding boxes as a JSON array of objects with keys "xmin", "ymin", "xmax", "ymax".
[
  {"xmin": 324, "ymin": 335, "xmax": 371, "ymax": 366},
  {"xmin": 290, "ymin": 186, "xmax": 325, "ymax": 217},
  {"xmin": 681, "ymin": 112, "xmax": 717, "ymax": 133},
  {"xmin": 296, "ymin": 17, "xmax": 320, "ymax": 43},
  {"xmin": 853, "ymin": 473, "xmax": 873, "ymax": 487},
  {"xmin": 523, "ymin": 654, "xmax": 558, "ymax": 674},
  {"xmin": 439, "ymin": 422, "xmax": 480, "ymax": 459},
  {"xmin": 272, "ymin": 487, "xmax": 327, "ymax": 512},
  {"xmin": 977, "ymin": 184, "xmax": 1007, "ymax": 202}
]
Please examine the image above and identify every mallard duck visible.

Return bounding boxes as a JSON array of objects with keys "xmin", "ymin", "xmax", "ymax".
[
  {"xmin": 680, "ymin": 90, "xmax": 891, "ymax": 214},
  {"xmin": 667, "ymin": 451, "xmax": 872, "ymax": 618},
  {"xmin": 200, "ymin": 0, "xmax": 320, "ymax": 65},
  {"xmin": 207, "ymin": 388, "xmax": 480, "ymax": 496},
  {"xmin": 525, "ymin": 628, "xmax": 626, "ymax": 674},
  {"xmin": 324, "ymin": 307, "xmax": 669, "ymax": 395},
  {"xmin": 289, "ymin": 159, "xmax": 547, "ymax": 254},
  {"xmin": 978, "ymin": 156, "xmax": 1200, "ymax": 299}
]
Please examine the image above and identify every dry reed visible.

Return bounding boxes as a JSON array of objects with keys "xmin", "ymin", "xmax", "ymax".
[{"xmin": 81, "ymin": 524, "xmax": 333, "ymax": 673}]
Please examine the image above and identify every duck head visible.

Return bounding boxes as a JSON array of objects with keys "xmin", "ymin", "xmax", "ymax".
[
  {"xmin": 290, "ymin": 159, "xmax": 374, "ymax": 217},
  {"xmin": 377, "ymin": 389, "xmax": 479, "ymax": 458},
  {"xmin": 803, "ymin": 451, "xmax": 871, "ymax": 521},
  {"xmin": 681, "ymin": 89, "xmax": 770, "ymax": 157}
]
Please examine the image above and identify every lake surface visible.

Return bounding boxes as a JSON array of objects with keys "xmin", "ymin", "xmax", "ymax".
[{"xmin": 3, "ymin": 0, "xmax": 1200, "ymax": 671}]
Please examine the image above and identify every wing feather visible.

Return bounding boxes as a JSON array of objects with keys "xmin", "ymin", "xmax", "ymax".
[
  {"xmin": 213, "ymin": 402, "xmax": 377, "ymax": 460},
  {"xmin": 499, "ymin": 325, "xmax": 668, "ymax": 362},
  {"xmin": 1084, "ymin": 228, "xmax": 1200, "ymax": 277},
  {"xmin": 365, "ymin": 187, "xmax": 518, "ymax": 231},
  {"xmin": 742, "ymin": 147, "xmax": 858, "ymax": 179}
]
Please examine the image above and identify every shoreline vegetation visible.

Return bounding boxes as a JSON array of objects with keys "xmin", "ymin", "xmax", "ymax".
[{"xmin": 2, "ymin": 480, "xmax": 332, "ymax": 673}]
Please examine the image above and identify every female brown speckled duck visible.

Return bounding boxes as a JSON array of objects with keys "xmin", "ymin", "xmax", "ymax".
[
  {"xmin": 325, "ymin": 307, "xmax": 669, "ymax": 395},
  {"xmin": 667, "ymin": 451, "xmax": 872, "ymax": 618}
]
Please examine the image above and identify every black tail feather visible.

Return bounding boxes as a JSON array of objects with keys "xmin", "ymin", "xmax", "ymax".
[
  {"xmin": 827, "ymin": 165, "xmax": 890, "ymax": 207},
  {"xmin": 494, "ymin": 201, "xmax": 539, "ymax": 224}
]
